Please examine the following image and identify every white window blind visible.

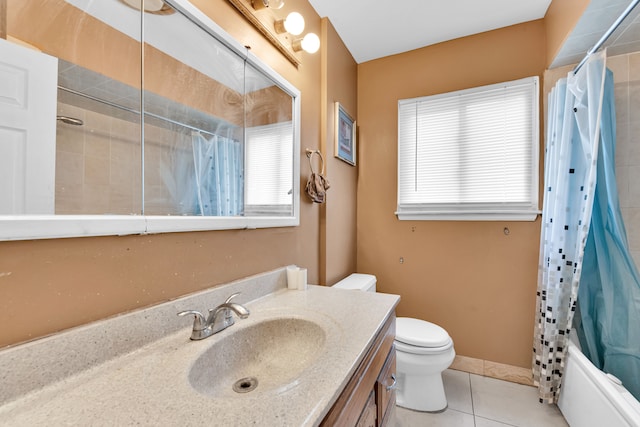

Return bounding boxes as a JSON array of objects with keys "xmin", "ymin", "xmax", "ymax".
[
  {"xmin": 245, "ymin": 121, "xmax": 294, "ymax": 216},
  {"xmin": 397, "ymin": 76, "xmax": 540, "ymax": 221}
]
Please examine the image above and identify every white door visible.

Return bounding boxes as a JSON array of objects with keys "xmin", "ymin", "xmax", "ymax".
[{"xmin": 0, "ymin": 38, "xmax": 57, "ymax": 214}]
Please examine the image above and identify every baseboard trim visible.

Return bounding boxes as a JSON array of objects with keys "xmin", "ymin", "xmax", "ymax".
[{"xmin": 450, "ymin": 355, "xmax": 534, "ymax": 386}]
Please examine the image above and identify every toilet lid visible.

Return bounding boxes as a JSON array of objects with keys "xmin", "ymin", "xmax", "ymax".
[{"xmin": 396, "ymin": 317, "xmax": 451, "ymax": 348}]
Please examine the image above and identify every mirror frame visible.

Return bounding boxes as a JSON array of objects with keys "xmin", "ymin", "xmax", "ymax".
[{"xmin": 0, "ymin": 0, "xmax": 301, "ymax": 241}]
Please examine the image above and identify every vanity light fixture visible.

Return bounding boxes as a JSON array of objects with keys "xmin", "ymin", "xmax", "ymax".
[
  {"xmin": 226, "ymin": 0, "xmax": 320, "ymax": 66},
  {"xmin": 274, "ymin": 12, "xmax": 305, "ymax": 36},
  {"xmin": 292, "ymin": 32, "xmax": 320, "ymax": 54}
]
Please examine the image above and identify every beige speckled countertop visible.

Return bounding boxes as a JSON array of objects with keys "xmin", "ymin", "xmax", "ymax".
[{"xmin": 0, "ymin": 268, "xmax": 399, "ymax": 426}]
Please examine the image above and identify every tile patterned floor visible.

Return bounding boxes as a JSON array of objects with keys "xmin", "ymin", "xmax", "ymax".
[{"xmin": 394, "ymin": 369, "xmax": 569, "ymax": 427}]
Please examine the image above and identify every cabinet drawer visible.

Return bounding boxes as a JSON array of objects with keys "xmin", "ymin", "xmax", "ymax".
[{"xmin": 376, "ymin": 347, "xmax": 396, "ymax": 426}]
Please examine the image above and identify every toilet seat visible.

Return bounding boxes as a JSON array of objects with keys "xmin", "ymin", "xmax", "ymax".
[
  {"xmin": 396, "ymin": 317, "xmax": 451, "ymax": 348},
  {"xmin": 394, "ymin": 338, "xmax": 453, "ymax": 355}
]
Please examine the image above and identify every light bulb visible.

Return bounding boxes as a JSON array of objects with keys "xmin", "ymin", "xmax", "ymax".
[
  {"xmin": 300, "ymin": 33, "xmax": 320, "ymax": 54},
  {"xmin": 275, "ymin": 12, "xmax": 305, "ymax": 35},
  {"xmin": 284, "ymin": 12, "xmax": 305, "ymax": 35}
]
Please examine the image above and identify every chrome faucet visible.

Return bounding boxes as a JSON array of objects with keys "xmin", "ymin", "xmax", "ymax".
[{"xmin": 178, "ymin": 292, "xmax": 250, "ymax": 340}]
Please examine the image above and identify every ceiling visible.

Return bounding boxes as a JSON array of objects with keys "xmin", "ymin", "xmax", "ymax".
[
  {"xmin": 307, "ymin": 0, "xmax": 552, "ymax": 64},
  {"xmin": 307, "ymin": 0, "xmax": 640, "ymax": 67}
]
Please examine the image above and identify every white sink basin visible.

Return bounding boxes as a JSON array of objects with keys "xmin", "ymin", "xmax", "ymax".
[
  {"xmin": 0, "ymin": 283, "xmax": 399, "ymax": 426},
  {"xmin": 188, "ymin": 317, "xmax": 326, "ymax": 398}
]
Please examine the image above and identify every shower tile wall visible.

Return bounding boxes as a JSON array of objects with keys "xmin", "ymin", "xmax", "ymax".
[
  {"xmin": 56, "ymin": 103, "xmax": 142, "ymax": 215},
  {"xmin": 55, "ymin": 102, "xmax": 141, "ymax": 215},
  {"xmin": 55, "ymin": 102, "xmax": 191, "ymax": 215},
  {"xmin": 609, "ymin": 53, "xmax": 640, "ymax": 268}
]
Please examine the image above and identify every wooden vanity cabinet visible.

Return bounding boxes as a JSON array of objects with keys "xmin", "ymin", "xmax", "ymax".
[
  {"xmin": 376, "ymin": 348, "xmax": 396, "ymax": 425},
  {"xmin": 356, "ymin": 392, "xmax": 377, "ymax": 427},
  {"xmin": 321, "ymin": 313, "xmax": 396, "ymax": 427}
]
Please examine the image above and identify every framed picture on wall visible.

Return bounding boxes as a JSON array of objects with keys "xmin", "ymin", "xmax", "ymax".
[{"xmin": 334, "ymin": 102, "xmax": 356, "ymax": 165}]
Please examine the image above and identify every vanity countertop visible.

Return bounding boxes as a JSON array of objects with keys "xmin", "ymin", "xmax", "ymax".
[{"xmin": 0, "ymin": 282, "xmax": 399, "ymax": 426}]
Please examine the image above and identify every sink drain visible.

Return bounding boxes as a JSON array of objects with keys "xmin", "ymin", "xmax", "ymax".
[{"xmin": 233, "ymin": 377, "xmax": 258, "ymax": 393}]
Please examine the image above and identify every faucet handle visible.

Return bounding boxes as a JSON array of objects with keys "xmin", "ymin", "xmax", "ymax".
[
  {"xmin": 177, "ymin": 310, "xmax": 206, "ymax": 331},
  {"xmin": 224, "ymin": 292, "xmax": 242, "ymax": 304}
]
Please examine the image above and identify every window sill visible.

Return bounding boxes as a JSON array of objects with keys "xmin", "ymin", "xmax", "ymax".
[{"xmin": 395, "ymin": 210, "xmax": 541, "ymax": 221}]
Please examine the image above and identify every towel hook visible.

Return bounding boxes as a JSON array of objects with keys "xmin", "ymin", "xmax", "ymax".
[
  {"xmin": 305, "ymin": 149, "xmax": 325, "ymax": 175},
  {"xmin": 304, "ymin": 149, "xmax": 330, "ymax": 203}
]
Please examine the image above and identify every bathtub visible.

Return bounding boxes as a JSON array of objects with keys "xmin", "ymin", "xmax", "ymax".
[{"xmin": 558, "ymin": 333, "xmax": 640, "ymax": 426}]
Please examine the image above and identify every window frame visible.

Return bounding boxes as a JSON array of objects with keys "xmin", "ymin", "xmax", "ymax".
[{"xmin": 396, "ymin": 76, "xmax": 541, "ymax": 222}]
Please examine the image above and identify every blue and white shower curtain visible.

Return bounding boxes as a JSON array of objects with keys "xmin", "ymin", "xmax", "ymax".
[
  {"xmin": 534, "ymin": 50, "xmax": 640, "ymax": 403},
  {"xmin": 532, "ymin": 52, "xmax": 605, "ymax": 403},
  {"xmin": 575, "ymin": 66, "xmax": 640, "ymax": 402},
  {"xmin": 191, "ymin": 132, "xmax": 243, "ymax": 216}
]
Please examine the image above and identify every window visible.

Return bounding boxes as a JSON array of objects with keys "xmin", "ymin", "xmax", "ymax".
[
  {"xmin": 396, "ymin": 76, "xmax": 540, "ymax": 221},
  {"xmin": 245, "ymin": 121, "xmax": 294, "ymax": 216}
]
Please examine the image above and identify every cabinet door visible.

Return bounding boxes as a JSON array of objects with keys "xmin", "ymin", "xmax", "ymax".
[
  {"xmin": 356, "ymin": 391, "xmax": 377, "ymax": 427},
  {"xmin": 376, "ymin": 348, "xmax": 397, "ymax": 426},
  {"xmin": 321, "ymin": 314, "xmax": 396, "ymax": 427}
]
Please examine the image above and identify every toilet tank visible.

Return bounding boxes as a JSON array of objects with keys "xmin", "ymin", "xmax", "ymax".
[{"xmin": 332, "ymin": 273, "xmax": 377, "ymax": 292}]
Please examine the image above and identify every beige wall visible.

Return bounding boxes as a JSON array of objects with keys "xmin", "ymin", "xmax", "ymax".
[
  {"xmin": 0, "ymin": 0, "xmax": 6, "ymax": 39},
  {"xmin": 320, "ymin": 18, "xmax": 358, "ymax": 285},
  {"xmin": 356, "ymin": 21, "xmax": 546, "ymax": 369}
]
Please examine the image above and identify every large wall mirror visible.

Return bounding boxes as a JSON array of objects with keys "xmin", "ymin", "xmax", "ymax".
[{"xmin": 0, "ymin": 0, "xmax": 300, "ymax": 240}]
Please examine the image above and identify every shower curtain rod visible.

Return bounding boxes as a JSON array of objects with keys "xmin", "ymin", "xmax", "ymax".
[
  {"xmin": 58, "ymin": 85, "xmax": 222, "ymax": 138},
  {"xmin": 574, "ymin": 0, "xmax": 640, "ymax": 74}
]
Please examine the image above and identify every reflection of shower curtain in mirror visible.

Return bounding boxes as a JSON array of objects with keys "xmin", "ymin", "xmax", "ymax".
[{"xmin": 192, "ymin": 132, "xmax": 243, "ymax": 216}]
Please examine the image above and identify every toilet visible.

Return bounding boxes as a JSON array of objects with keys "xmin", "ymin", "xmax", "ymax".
[{"xmin": 332, "ymin": 273, "xmax": 455, "ymax": 412}]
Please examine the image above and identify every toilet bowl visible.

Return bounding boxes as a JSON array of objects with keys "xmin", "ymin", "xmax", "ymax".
[
  {"xmin": 332, "ymin": 273, "xmax": 455, "ymax": 412},
  {"xmin": 394, "ymin": 317, "xmax": 455, "ymax": 411}
]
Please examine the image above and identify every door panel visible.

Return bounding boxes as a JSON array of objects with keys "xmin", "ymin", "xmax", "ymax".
[{"xmin": 0, "ymin": 38, "xmax": 57, "ymax": 214}]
